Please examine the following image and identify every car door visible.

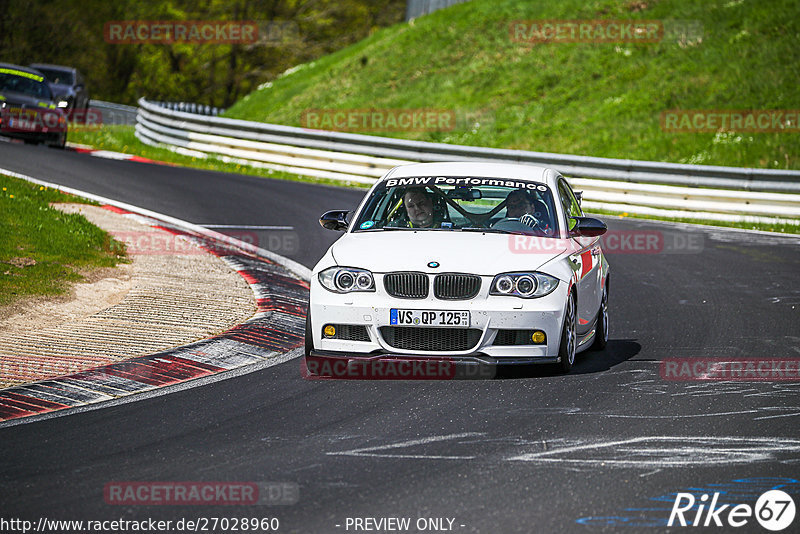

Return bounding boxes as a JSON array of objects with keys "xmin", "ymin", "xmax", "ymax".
[{"xmin": 557, "ymin": 178, "xmax": 602, "ymax": 336}]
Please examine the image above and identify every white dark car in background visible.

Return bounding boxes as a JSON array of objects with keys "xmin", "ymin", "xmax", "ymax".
[
  {"xmin": 306, "ymin": 162, "xmax": 609, "ymax": 376},
  {"xmin": 0, "ymin": 63, "xmax": 67, "ymax": 148},
  {"xmin": 28, "ymin": 63, "xmax": 89, "ymax": 114}
]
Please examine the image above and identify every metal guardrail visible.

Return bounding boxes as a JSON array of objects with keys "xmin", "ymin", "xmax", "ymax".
[
  {"xmin": 151, "ymin": 101, "xmax": 224, "ymax": 116},
  {"xmin": 90, "ymin": 99, "xmax": 138, "ymax": 126},
  {"xmin": 134, "ymin": 98, "xmax": 800, "ymax": 224},
  {"xmin": 406, "ymin": 0, "xmax": 472, "ymax": 21}
]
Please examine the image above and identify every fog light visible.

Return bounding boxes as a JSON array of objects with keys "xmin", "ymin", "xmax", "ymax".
[
  {"xmin": 323, "ymin": 325, "xmax": 336, "ymax": 338},
  {"xmin": 531, "ymin": 330, "xmax": 546, "ymax": 344}
]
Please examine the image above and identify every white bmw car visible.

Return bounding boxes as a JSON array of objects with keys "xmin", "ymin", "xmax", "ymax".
[{"xmin": 305, "ymin": 162, "xmax": 609, "ymax": 376}]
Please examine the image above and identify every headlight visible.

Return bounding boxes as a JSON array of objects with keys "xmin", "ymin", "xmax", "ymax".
[
  {"xmin": 57, "ymin": 100, "xmax": 69, "ymax": 108},
  {"xmin": 319, "ymin": 267, "xmax": 375, "ymax": 293},
  {"xmin": 490, "ymin": 272, "xmax": 559, "ymax": 298}
]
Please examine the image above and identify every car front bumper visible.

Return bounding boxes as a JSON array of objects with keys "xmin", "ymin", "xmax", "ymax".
[
  {"xmin": 309, "ymin": 274, "xmax": 569, "ymax": 361},
  {"xmin": 0, "ymin": 128, "xmax": 64, "ymax": 144}
]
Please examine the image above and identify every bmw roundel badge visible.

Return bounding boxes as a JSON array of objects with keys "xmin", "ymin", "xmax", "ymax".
[{"xmin": 428, "ymin": 261, "xmax": 440, "ymax": 268}]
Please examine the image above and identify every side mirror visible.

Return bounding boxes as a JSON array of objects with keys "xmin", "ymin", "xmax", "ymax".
[
  {"xmin": 319, "ymin": 210, "xmax": 349, "ymax": 231},
  {"xmin": 570, "ymin": 217, "xmax": 607, "ymax": 237}
]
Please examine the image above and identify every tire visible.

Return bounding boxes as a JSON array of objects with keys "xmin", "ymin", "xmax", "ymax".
[
  {"xmin": 304, "ymin": 312, "xmax": 313, "ymax": 358},
  {"xmin": 557, "ymin": 294, "xmax": 577, "ymax": 373},
  {"xmin": 48, "ymin": 132, "xmax": 66, "ymax": 149},
  {"xmin": 303, "ymin": 311, "xmax": 320, "ymax": 377},
  {"xmin": 591, "ymin": 281, "xmax": 609, "ymax": 351}
]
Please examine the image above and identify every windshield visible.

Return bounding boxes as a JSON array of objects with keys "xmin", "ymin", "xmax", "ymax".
[
  {"xmin": 35, "ymin": 68, "xmax": 74, "ymax": 85},
  {"xmin": 352, "ymin": 176, "xmax": 559, "ymax": 236},
  {"xmin": 0, "ymin": 71, "xmax": 52, "ymax": 99}
]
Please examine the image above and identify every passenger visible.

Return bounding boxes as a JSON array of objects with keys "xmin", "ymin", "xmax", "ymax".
[{"xmin": 402, "ymin": 187, "xmax": 441, "ymax": 228}]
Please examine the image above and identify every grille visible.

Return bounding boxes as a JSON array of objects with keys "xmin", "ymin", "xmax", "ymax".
[
  {"xmin": 384, "ymin": 272, "xmax": 429, "ymax": 299},
  {"xmin": 380, "ymin": 326, "xmax": 482, "ymax": 352},
  {"xmin": 325, "ymin": 324, "xmax": 370, "ymax": 342},
  {"xmin": 494, "ymin": 330, "xmax": 536, "ymax": 346},
  {"xmin": 433, "ymin": 273, "xmax": 481, "ymax": 300}
]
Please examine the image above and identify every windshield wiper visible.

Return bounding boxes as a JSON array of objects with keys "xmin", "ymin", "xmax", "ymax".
[{"xmin": 459, "ymin": 227, "xmax": 510, "ymax": 234}]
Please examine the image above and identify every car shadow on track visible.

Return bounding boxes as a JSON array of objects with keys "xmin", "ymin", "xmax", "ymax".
[{"xmin": 494, "ymin": 339, "xmax": 641, "ymax": 380}]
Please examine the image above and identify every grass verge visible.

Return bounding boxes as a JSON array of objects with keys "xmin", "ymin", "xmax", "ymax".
[
  {"xmin": 0, "ymin": 174, "xmax": 128, "ymax": 307},
  {"xmin": 224, "ymin": 0, "xmax": 799, "ymax": 170}
]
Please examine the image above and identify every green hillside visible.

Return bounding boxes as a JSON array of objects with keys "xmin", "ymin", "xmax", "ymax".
[{"xmin": 223, "ymin": 0, "xmax": 799, "ymax": 169}]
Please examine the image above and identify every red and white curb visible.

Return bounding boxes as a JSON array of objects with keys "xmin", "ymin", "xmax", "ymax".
[
  {"xmin": 67, "ymin": 142, "xmax": 171, "ymax": 165},
  {"xmin": 0, "ymin": 168, "xmax": 310, "ymax": 424}
]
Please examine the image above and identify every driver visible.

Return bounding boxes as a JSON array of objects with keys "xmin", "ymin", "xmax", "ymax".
[
  {"xmin": 505, "ymin": 189, "xmax": 534, "ymax": 218},
  {"xmin": 401, "ymin": 187, "xmax": 441, "ymax": 228},
  {"xmin": 503, "ymin": 189, "xmax": 554, "ymax": 235}
]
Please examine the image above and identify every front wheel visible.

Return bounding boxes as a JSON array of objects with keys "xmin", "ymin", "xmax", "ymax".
[
  {"xmin": 557, "ymin": 295, "xmax": 577, "ymax": 373},
  {"xmin": 304, "ymin": 312, "xmax": 313, "ymax": 357},
  {"xmin": 48, "ymin": 132, "xmax": 66, "ymax": 149}
]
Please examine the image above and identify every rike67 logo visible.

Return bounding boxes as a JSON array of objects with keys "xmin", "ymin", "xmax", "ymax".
[{"xmin": 669, "ymin": 490, "xmax": 795, "ymax": 530}]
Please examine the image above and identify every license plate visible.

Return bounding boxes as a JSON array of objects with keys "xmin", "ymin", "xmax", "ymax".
[
  {"xmin": 8, "ymin": 118, "xmax": 36, "ymax": 131},
  {"xmin": 390, "ymin": 309, "xmax": 470, "ymax": 328}
]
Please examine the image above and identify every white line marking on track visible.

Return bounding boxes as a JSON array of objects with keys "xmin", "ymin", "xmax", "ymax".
[
  {"xmin": 639, "ymin": 468, "xmax": 662, "ymax": 478},
  {"xmin": 506, "ymin": 436, "xmax": 800, "ymax": 468},
  {"xmin": 201, "ymin": 225, "xmax": 295, "ymax": 230},
  {"xmin": 328, "ymin": 432, "xmax": 486, "ymax": 460}
]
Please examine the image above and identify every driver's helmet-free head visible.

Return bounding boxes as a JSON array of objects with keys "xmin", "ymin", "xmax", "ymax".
[
  {"xmin": 505, "ymin": 189, "xmax": 534, "ymax": 218},
  {"xmin": 400, "ymin": 187, "xmax": 448, "ymax": 228},
  {"xmin": 507, "ymin": 189, "xmax": 549, "ymax": 222}
]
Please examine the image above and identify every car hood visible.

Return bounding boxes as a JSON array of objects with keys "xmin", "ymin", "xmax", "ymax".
[
  {"xmin": 47, "ymin": 84, "xmax": 72, "ymax": 97},
  {"xmin": 0, "ymin": 91, "xmax": 54, "ymax": 109},
  {"xmin": 328, "ymin": 231, "xmax": 581, "ymax": 278}
]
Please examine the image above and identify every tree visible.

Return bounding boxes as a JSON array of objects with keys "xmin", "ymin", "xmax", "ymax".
[{"xmin": 0, "ymin": 0, "xmax": 405, "ymax": 106}]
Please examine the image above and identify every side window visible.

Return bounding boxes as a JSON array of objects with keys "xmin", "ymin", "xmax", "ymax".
[{"xmin": 558, "ymin": 179, "xmax": 583, "ymax": 230}]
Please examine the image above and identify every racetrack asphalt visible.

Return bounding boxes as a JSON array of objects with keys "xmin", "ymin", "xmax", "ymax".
[{"xmin": 1, "ymin": 141, "xmax": 799, "ymax": 533}]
